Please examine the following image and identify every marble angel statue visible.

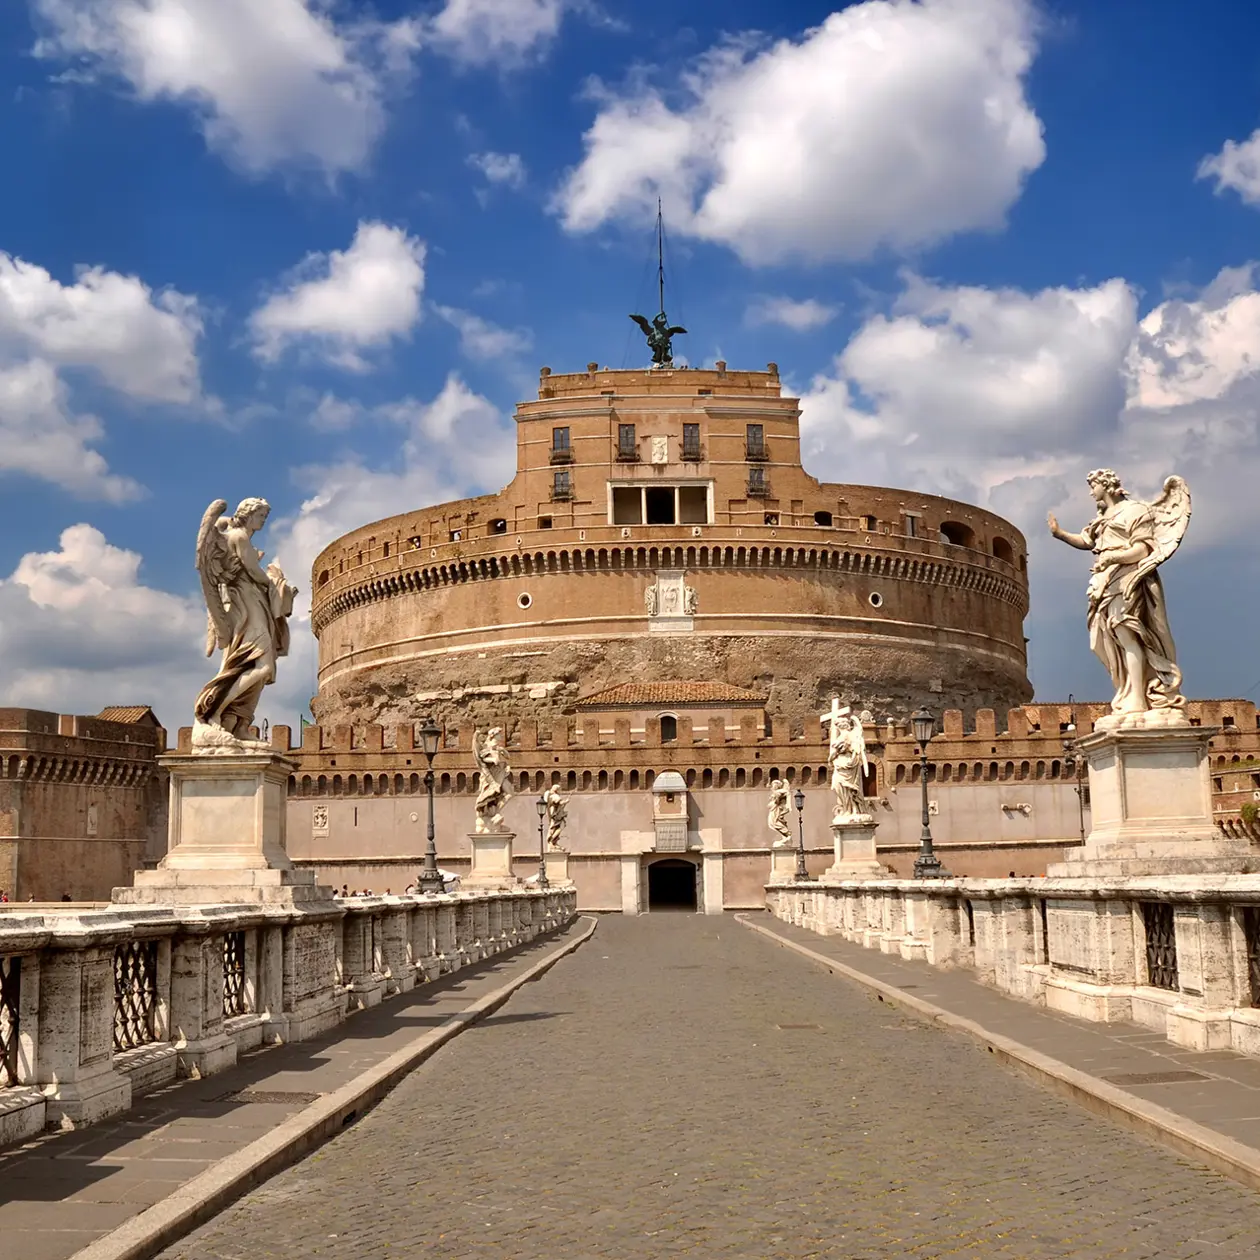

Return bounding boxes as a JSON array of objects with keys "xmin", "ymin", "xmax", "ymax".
[
  {"xmin": 542, "ymin": 783, "xmax": 569, "ymax": 849},
  {"xmin": 193, "ymin": 497, "xmax": 297, "ymax": 752},
  {"xmin": 823, "ymin": 699, "xmax": 872, "ymax": 824},
  {"xmin": 1048, "ymin": 470, "xmax": 1190, "ymax": 729},
  {"xmin": 767, "ymin": 778, "xmax": 792, "ymax": 848},
  {"xmin": 473, "ymin": 727, "xmax": 513, "ymax": 833}
]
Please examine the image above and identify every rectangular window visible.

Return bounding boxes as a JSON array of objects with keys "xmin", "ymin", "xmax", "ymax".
[
  {"xmin": 746, "ymin": 423, "xmax": 766, "ymax": 459},
  {"xmin": 617, "ymin": 423, "xmax": 638, "ymax": 460},
  {"xmin": 682, "ymin": 423, "xmax": 701, "ymax": 460},
  {"xmin": 862, "ymin": 514, "xmax": 877, "ymax": 531},
  {"xmin": 748, "ymin": 466, "xmax": 768, "ymax": 496},
  {"xmin": 679, "ymin": 485, "xmax": 709, "ymax": 523},
  {"xmin": 905, "ymin": 514, "xmax": 919, "ymax": 538},
  {"xmin": 552, "ymin": 470, "xmax": 571, "ymax": 499},
  {"xmin": 552, "ymin": 426, "xmax": 570, "ymax": 450},
  {"xmin": 612, "ymin": 486, "xmax": 643, "ymax": 524},
  {"xmin": 645, "ymin": 486, "xmax": 676, "ymax": 524}
]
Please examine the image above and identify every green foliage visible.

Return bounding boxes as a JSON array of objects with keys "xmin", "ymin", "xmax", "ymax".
[{"xmin": 1241, "ymin": 802, "xmax": 1260, "ymax": 826}]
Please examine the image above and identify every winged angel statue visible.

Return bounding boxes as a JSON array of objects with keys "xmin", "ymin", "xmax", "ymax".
[
  {"xmin": 473, "ymin": 727, "xmax": 513, "ymax": 833},
  {"xmin": 192, "ymin": 498, "xmax": 298, "ymax": 752},
  {"xmin": 629, "ymin": 311, "xmax": 687, "ymax": 367},
  {"xmin": 1048, "ymin": 470, "xmax": 1191, "ymax": 729}
]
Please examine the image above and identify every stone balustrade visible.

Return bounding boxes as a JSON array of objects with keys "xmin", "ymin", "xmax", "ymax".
[
  {"xmin": 766, "ymin": 877, "xmax": 1260, "ymax": 1059},
  {"xmin": 0, "ymin": 887, "xmax": 575, "ymax": 1149}
]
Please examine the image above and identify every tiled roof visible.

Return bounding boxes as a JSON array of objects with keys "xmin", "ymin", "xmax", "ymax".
[
  {"xmin": 577, "ymin": 682, "xmax": 767, "ymax": 709},
  {"xmin": 96, "ymin": 706, "xmax": 160, "ymax": 725}
]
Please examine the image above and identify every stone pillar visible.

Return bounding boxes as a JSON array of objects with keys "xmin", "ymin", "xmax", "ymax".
[
  {"xmin": 435, "ymin": 902, "xmax": 457, "ymax": 971},
  {"xmin": 466, "ymin": 831, "xmax": 517, "ymax": 888},
  {"xmin": 341, "ymin": 911, "xmax": 385, "ymax": 1010},
  {"xmin": 1165, "ymin": 903, "xmax": 1236, "ymax": 1051},
  {"xmin": 768, "ymin": 847, "xmax": 796, "ymax": 883},
  {"xmin": 169, "ymin": 933, "xmax": 236, "ymax": 1078},
  {"xmin": 258, "ymin": 924, "xmax": 285, "ymax": 1043},
  {"xmin": 702, "ymin": 848, "xmax": 725, "ymax": 915},
  {"xmin": 117, "ymin": 750, "xmax": 331, "ymax": 907},
  {"xmin": 1048, "ymin": 725, "xmax": 1258, "ymax": 877},
  {"xmin": 380, "ymin": 905, "xmax": 414, "ymax": 995},
  {"xmin": 821, "ymin": 821, "xmax": 888, "ymax": 881},
  {"xmin": 37, "ymin": 945, "xmax": 130, "ymax": 1127},
  {"xmin": 544, "ymin": 849, "xmax": 571, "ymax": 885}
]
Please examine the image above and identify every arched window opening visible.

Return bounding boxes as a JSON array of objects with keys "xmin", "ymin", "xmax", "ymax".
[
  {"xmin": 660, "ymin": 714, "xmax": 678, "ymax": 742},
  {"xmin": 939, "ymin": 521, "xmax": 975, "ymax": 548}
]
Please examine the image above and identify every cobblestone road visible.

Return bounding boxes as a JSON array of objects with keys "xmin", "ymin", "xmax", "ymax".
[{"xmin": 166, "ymin": 915, "xmax": 1260, "ymax": 1259}]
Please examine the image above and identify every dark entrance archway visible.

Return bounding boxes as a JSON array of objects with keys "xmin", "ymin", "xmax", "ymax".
[{"xmin": 647, "ymin": 858, "xmax": 697, "ymax": 911}]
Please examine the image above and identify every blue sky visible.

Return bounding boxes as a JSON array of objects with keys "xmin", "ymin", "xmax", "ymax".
[{"xmin": 3, "ymin": 0, "xmax": 1260, "ymax": 730}]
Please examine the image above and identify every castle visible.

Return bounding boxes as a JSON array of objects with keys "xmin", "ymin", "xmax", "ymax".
[{"xmin": 5, "ymin": 365, "xmax": 1257, "ymax": 908}]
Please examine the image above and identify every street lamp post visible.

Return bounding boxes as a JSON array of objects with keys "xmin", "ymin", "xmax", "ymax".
[
  {"xmin": 793, "ymin": 787, "xmax": 809, "ymax": 881},
  {"xmin": 911, "ymin": 708, "xmax": 950, "ymax": 880},
  {"xmin": 535, "ymin": 796, "xmax": 550, "ymax": 889},
  {"xmin": 417, "ymin": 718, "xmax": 444, "ymax": 894}
]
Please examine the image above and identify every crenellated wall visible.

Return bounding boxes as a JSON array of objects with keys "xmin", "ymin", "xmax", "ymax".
[{"xmin": 0, "ymin": 710, "xmax": 168, "ymax": 902}]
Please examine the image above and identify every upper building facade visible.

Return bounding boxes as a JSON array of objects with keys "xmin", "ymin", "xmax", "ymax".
[{"xmin": 310, "ymin": 363, "xmax": 1032, "ymax": 731}]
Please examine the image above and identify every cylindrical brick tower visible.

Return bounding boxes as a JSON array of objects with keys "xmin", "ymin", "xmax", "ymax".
[{"xmin": 310, "ymin": 362, "xmax": 1031, "ymax": 731}]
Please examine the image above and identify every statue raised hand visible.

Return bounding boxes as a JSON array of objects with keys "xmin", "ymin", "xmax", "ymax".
[{"xmin": 1048, "ymin": 470, "xmax": 1190, "ymax": 728}]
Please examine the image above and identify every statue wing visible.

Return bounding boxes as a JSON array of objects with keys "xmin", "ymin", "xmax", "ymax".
[
  {"xmin": 666, "ymin": 325, "xmax": 687, "ymax": 337},
  {"xmin": 629, "ymin": 313, "xmax": 653, "ymax": 335},
  {"xmin": 472, "ymin": 729, "xmax": 488, "ymax": 775},
  {"xmin": 195, "ymin": 499, "xmax": 235, "ymax": 656},
  {"xmin": 1124, "ymin": 475, "xmax": 1191, "ymax": 601}
]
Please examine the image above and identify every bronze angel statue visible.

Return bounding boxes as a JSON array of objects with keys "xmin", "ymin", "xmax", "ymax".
[
  {"xmin": 1048, "ymin": 470, "xmax": 1191, "ymax": 729},
  {"xmin": 192, "ymin": 498, "xmax": 298, "ymax": 751},
  {"xmin": 629, "ymin": 311, "xmax": 687, "ymax": 367}
]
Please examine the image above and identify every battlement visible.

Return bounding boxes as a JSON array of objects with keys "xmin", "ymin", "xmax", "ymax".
[
  {"xmin": 533, "ymin": 362, "xmax": 783, "ymax": 401},
  {"xmin": 172, "ymin": 699, "xmax": 1260, "ymax": 791}
]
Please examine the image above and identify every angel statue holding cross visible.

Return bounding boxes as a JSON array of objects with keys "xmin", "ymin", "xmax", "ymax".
[
  {"xmin": 821, "ymin": 697, "xmax": 872, "ymax": 825},
  {"xmin": 1048, "ymin": 470, "xmax": 1190, "ymax": 730},
  {"xmin": 193, "ymin": 497, "xmax": 298, "ymax": 753}
]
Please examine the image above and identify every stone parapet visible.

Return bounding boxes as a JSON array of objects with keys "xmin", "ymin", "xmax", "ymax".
[
  {"xmin": 767, "ymin": 874, "xmax": 1260, "ymax": 1055},
  {"xmin": 0, "ymin": 887, "xmax": 576, "ymax": 1149}
]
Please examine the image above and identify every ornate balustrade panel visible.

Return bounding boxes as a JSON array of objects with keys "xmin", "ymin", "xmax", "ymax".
[
  {"xmin": 113, "ymin": 940, "xmax": 159, "ymax": 1053},
  {"xmin": 0, "ymin": 887, "xmax": 576, "ymax": 1148}
]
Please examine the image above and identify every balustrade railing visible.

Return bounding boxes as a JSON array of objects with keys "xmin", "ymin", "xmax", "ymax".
[
  {"xmin": 0, "ymin": 886, "xmax": 576, "ymax": 1148},
  {"xmin": 766, "ymin": 878, "xmax": 1260, "ymax": 1060}
]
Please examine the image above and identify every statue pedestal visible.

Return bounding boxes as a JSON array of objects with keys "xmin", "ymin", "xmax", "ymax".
[
  {"xmin": 1048, "ymin": 725, "xmax": 1260, "ymax": 877},
  {"xmin": 821, "ymin": 819, "xmax": 888, "ymax": 882},
  {"xmin": 769, "ymin": 847, "xmax": 797, "ymax": 883},
  {"xmin": 544, "ymin": 849, "xmax": 572, "ymax": 885},
  {"xmin": 466, "ymin": 831, "xmax": 518, "ymax": 888},
  {"xmin": 114, "ymin": 751, "xmax": 333, "ymax": 906}
]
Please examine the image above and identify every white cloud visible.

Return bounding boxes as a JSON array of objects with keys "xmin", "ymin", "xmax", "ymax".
[
  {"xmin": 1126, "ymin": 264, "xmax": 1260, "ymax": 410},
  {"xmin": 0, "ymin": 251, "xmax": 202, "ymax": 403},
  {"xmin": 31, "ymin": 0, "xmax": 416, "ymax": 176},
  {"xmin": 745, "ymin": 296, "xmax": 838, "ymax": 331},
  {"xmin": 467, "ymin": 150, "xmax": 527, "ymax": 188},
  {"xmin": 250, "ymin": 221, "xmax": 426, "ymax": 371},
  {"xmin": 797, "ymin": 263, "xmax": 1260, "ymax": 697},
  {"xmin": 0, "ymin": 523, "xmax": 206, "ymax": 726},
  {"xmin": 0, "ymin": 361, "xmax": 141, "ymax": 502},
  {"xmin": 434, "ymin": 304, "xmax": 532, "ymax": 360},
  {"xmin": 1198, "ymin": 129, "xmax": 1260, "ymax": 207},
  {"xmin": 0, "ymin": 248, "xmax": 203, "ymax": 499},
  {"xmin": 554, "ymin": 0, "xmax": 1044, "ymax": 264},
  {"xmin": 427, "ymin": 0, "xmax": 570, "ymax": 66}
]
